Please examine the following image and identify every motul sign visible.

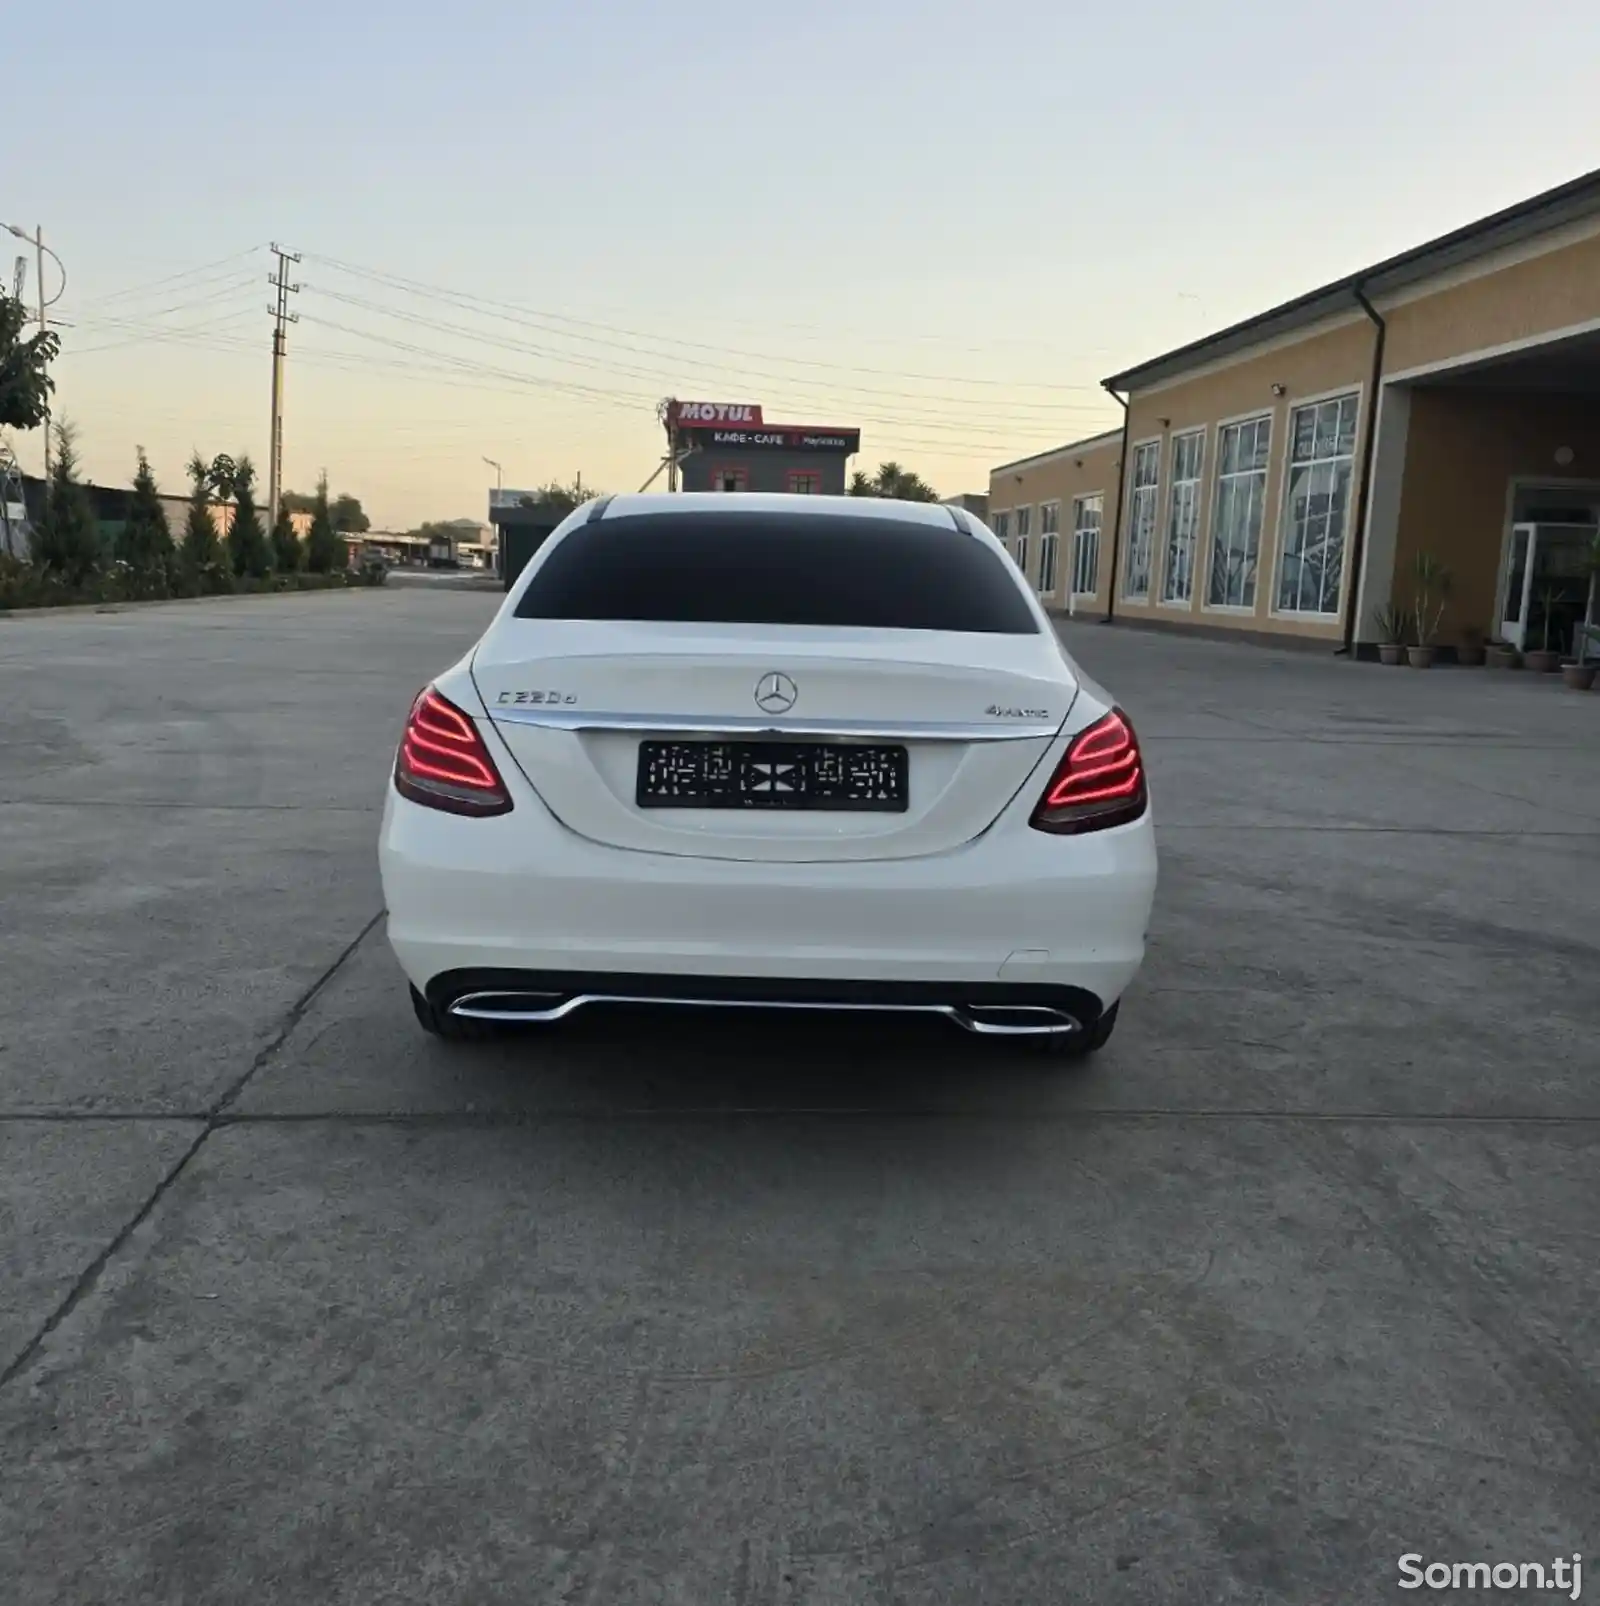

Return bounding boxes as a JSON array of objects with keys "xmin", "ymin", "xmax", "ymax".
[{"xmin": 670, "ymin": 401, "xmax": 764, "ymax": 425}]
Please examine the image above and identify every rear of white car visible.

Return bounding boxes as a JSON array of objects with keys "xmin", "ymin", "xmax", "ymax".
[{"xmin": 379, "ymin": 494, "xmax": 1156, "ymax": 1053}]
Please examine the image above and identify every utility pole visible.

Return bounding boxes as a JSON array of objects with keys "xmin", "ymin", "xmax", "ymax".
[
  {"xmin": 4, "ymin": 223, "xmax": 65, "ymax": 478},
  {"xmin": 35, "ymin": 228, "xmax": 49, "ymax": 478},
  {"xmin": 267, "ymin": 243, "xmax": 301, "ymax": 534}
]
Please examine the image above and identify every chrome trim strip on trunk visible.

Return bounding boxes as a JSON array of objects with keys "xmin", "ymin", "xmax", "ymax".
[
  {"xmin": 487, "ymin": 708, "xmax": 1062, "ymax": 741},
  {"xmin": 447, "ymin": 990, "xmax": 1082, "ymax": 1036}
]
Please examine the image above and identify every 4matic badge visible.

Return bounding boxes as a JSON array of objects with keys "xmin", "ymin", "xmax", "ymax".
[
  {"xmin": 497, "ymin": 689, "xmax": 578, "ymax": 706},
  {"xmin": 986, "ymin": 703, "xmax": 1051, "ymax": 719}
]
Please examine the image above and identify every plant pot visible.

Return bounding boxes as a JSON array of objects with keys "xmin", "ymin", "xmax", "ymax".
[
  {"xmin": 1486, "ymin": 646, "xmax": 1522, "ymax": 670},
  {"xmin": 1457, "ymin": 645, "xmax": 1486, "ymax": 667},
  {"xmin": 1378, "ymin": 643, "xmax": 1406, "ymax": 666},
  {"xmin": 1406, "ymin": 645, "xmax": 1436, "ymax": 668},
  {"xmin": 1562, "ymin": 662, "xmax": 1597, "ymax": 690},
  {"xmin": 1524, "ymin": 648, "xmax": 1561, "ymax": 673}
]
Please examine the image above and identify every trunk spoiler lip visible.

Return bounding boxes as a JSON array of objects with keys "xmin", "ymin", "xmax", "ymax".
[{"xmin": 483, "ymin": 706, "xmax": 1065, "ymax": 743}]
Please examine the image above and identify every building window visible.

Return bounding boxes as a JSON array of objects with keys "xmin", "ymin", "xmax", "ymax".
[
  {"xmin": 788, "ymin": 470, "xmax": 821, "ymax": 495},
  {"xmin": 1071, "ymin": 494, "xmax": 1102, "ymax": 597},
  {"xmin": 1161, "ymin": 430, "xmax": 1205, "ymax": 605},
  {"xmin": 1122, "ymin": 442, "xmax": 1160, "ymax": 601},
  {"xmin": 1207, "ymin": 416, "xmax": 1272, "ymax": 609},
  {"xmin": 992, "ymin": 509, "xmax": 1011, "ymax": 544},
  {"xmin": 1038, "ymin": 501, "xmax": 1061, "ymax": 595},
  {"xmin": 1276, "ymin": 394, "xmax": 1359, "ymax": 616},
  {"xmin": 1013, "ymin": 505, "xmax": 1032, "ymax": 580},
  {"xmin": 713, "ymin": 467, "xmax": 748, "ymax": 493}
]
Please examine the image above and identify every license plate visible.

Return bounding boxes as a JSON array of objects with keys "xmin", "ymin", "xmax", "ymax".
[{"xmin": 636, "ymin": 740, "xmax": 908, "ymax": 811}]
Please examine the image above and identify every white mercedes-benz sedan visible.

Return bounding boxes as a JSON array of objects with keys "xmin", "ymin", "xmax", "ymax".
[{"xmin": 378, "ymin": 493, "xmax": 1157, "ymax": 1058}]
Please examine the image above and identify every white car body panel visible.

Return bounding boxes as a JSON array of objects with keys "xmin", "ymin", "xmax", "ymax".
[
  {"xmin": 472, "ymin": 619, "xmax": 1078, "ymax": 862},
  {"xmin": 378, "ymin": 494, "xmax": 1157, "ymax": 1026}
]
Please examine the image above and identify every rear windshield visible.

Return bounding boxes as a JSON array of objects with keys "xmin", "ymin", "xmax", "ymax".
[{"xmin": 514, "ymin": 511, "xmax": 1040, "ymax": 634}]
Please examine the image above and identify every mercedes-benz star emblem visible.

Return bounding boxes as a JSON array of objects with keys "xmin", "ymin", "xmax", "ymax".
[{"xmin": 753, "ymin": 671, "xmax": 798, "ymax": 714}]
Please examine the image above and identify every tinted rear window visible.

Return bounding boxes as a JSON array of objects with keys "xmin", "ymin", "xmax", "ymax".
[{"xmin": 514, "ymin": 511, "xmax": 1040, "ymax": 634}]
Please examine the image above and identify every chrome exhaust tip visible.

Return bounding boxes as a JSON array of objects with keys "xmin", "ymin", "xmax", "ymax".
[
  {"xmin": 955, "ymin": 1004, "xmax": 1082, "ymax": 1036},
  {"xmin": 446, "ymin": 990, "xmax": 576, "ymax": 1022}
]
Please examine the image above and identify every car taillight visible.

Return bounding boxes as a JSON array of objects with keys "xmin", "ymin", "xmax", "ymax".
[
  {"xmin": 1030, "ymin": 708, "xmax": 1147, "ymax": 835},
  {"xmin": 393, "ymin": 687, "xmax": 512, "ymax": 817}
]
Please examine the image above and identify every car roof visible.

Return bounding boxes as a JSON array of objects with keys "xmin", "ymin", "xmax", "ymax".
[{"xmin": 594, "ymin": 493, "xmax": 960, "ymax": 528}]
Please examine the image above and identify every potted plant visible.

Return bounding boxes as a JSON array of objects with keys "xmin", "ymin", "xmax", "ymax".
[
  {"xmin": 1408, "ymin": 552, "xmax": 1452, "ymax": 667},
  {"xmin": 1486, "ymin": 638, "xmax": 1522, "ymax": 669},
  {"xmin": 1524, "ymin": 582, "xmax": 1565, "ymax": 673},
  {"xmin": 1458, "ymin": 623, "xmax": 1487, "ymax": 667},
  {"xmin": 1374, "ymin": 605, "xmax": 1410, "ymax": 665}
]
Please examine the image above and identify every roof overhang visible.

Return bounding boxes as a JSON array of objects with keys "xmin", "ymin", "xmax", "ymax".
[{"xmin": 1104, "ymin": 165, "xmax": 1600, "ymax": 393}]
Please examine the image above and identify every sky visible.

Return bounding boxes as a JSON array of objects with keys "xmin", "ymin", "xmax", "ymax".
[{"xmin": 7, "ymin": 0, "xmax": 1600, "ymax": 530}]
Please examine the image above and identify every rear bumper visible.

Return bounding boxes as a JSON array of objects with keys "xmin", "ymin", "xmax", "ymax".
[{"xmin": 379, "ymin": 783, "xmax": 1157, "ymax": 1012}]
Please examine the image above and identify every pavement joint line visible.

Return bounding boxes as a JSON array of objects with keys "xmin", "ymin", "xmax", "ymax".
[
  {"xmin": 3, "ymin": 1107, "xmax": 1594, "ymax": 1127},
  {"xmin": 1155, "ymin": 824, "xmax": 1600, "ymax": 837},
  {"xmin": 1146, "ymin": 737, "xmax": 1591, "ymax": 748},
  {"xmin": 0, "ymin": 908, "xmax": 385, "ymax": 1395},
  {"xmin": 0, "ymin": 799, "xmax": 380, "ymax": 813}
]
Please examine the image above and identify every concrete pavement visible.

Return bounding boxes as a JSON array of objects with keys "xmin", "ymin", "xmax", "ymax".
[{"xmin": 1, "ymin": 592, "xmax": 1596, "ymax": 1604}]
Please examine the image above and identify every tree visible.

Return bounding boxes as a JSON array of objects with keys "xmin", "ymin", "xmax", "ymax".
[
  {"xmin": 305, "ymin": 472, "xmax": 343, "ymax": 574},
  {"xmin": 516, "ymin": 478, "xmax": 597, "ymax": 518},
  {"xmin": 0, "ymin": 292, "xmax": 58, "ymax": 431},
  {"xmin": 181, "ymin": 450, "xmax": 222, "ymax": 572},
  {"xmin": 32, "ymin": 422, "xmax": 100, "ymax": 584},
  {"xmin": 279, "ymin": 490, "xmax": 317, "ymax": 515},
  {"xmin": 226, "ymin": 454, "xmax": 271, "ymax": 578},
  {"xmin": 115, "ymin": 447, "xmax": 175, "ymax": 570},
  {"xmin": 271, "ymin": 502, "xmax": 302, "ymax": 573},
  {"xmin": 208, "ymin": 453, "xmax": 238, "ymax": 505},
  {"xmin": 848, "ymin": 461, "xmax": 940, "ymax": 502},
  {"xmin": 330, "ymin": 493, "xmax": 370, "ymax": 534}
]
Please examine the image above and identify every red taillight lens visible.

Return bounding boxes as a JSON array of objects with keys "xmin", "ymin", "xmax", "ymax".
[
  {"xmin": 394, "ymin": 687, "xmax": 512, "ymax": 817},
  {"xmin": 1030, "ymin": 708, "xmax": 1147, "ymax": 835}
]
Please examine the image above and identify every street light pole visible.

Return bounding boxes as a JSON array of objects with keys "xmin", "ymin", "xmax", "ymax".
[
  {"xmin": 4, "ymin": 223, "xmax": 65, "ymax": 479},
  {"xmin": 482, "ymin": 456, "xmax": 503, "ymax": 494}
]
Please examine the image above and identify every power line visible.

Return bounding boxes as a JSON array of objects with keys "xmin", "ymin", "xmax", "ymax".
[
  {"xmin": 290, "ymin": 314, "xmax": 1069, "ymax": 453},
  {"xmin": 68, "ymin": 275, "xmax": 262, "ymax": 329},
  {"xmin": 302, "ymin": 252, "xmax": 1107, "ymax": 393},
  {"xmin": 301, "ymin": 281, "xmax": 1108, "ymax": 426},
  {"xmin": 67, "ymin": 248, "xmax": 266, "ymax": 309}
]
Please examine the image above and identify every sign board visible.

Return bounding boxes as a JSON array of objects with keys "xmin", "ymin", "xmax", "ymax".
[
  {"xmin": 669, "ymin": 401, "xmax": 764, "ymax": 427},
  {"xmin": 489, "ymin": 488, "xmax": 542, "ymax": 509},
  {"xmin": 704, "ymin": 428, "xmax": 861, "ymax": 454}
]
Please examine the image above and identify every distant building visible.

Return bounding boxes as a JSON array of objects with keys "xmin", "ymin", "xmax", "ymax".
[
  {"xmin": 666, "ymin": 401, "xmax": 860, "ymax": 495},
  {"xmin": 487, "ymin": 489, "xmax": 567, "ymax": 589},
  {"xmin": 942, "ymin": 492, "xmax": 990, "ymax": 522},
  {"xmin": 990, "ymin": 165, "xmax": 1600, "ymax": 653}
]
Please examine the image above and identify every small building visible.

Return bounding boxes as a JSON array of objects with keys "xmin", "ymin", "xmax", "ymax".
[
  {"xmin": 487, "ymin": 489, "xmax": 567, "ymax": 590},
  {"xmin": 941, "ymin": 492, "xmax": 990, "ymax": 523},
  {"xmin": 990, "ymin": 165, "xmax": 1600, "ymax": 655},
  {"xmin": 667, "ymin": 401, "xmax": 860, "ymax": 495}
]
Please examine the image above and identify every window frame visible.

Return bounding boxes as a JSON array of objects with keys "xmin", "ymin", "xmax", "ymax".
[
  {"xmin": 1070, "ymin": 492, "xmax": 1104, "ymax": 602},
  {"xmin": 787, "ymin": 469, "xmax": 822, "ymax": 495},
  {"xmin": 1201, "ymin": 410, "xmax": 1274, "ymax": 615},
  {"xmin": 991, "ymin": 509, "xmax": 1011, "ymax": 546},
  {"xmin": 1268, "ymin": 385, "xmax": 1363, "ymax": 623},
  {"xmin": 712, "ymin": 465, "xmax": 749, "ymax": 494},
  {"xmin": 1038, "ymin": 499, "xmax": 1062, "ymax": 597},
  {"xmin": 1013, "ymin": 504, "xmax": 1033, "ymax": 583},
  {"xmin": 1159, "ymin": 427, "xmax": 1208, "ymax": 610},
  {"xmin": 1121, "ymin": 438, "xmax": 1162, "ymax": 603}
]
